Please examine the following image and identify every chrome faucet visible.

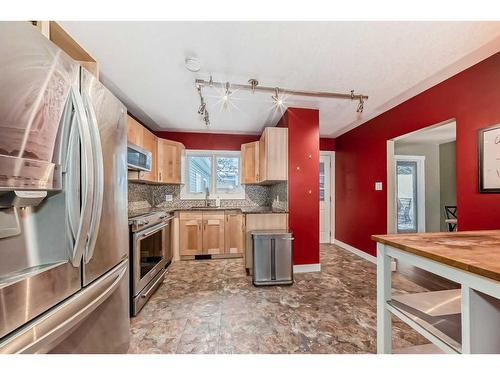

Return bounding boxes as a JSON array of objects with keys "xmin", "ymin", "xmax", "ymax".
[{"xmin": 204, "ymin": 187, "xmax": 210, "ymax": 207}]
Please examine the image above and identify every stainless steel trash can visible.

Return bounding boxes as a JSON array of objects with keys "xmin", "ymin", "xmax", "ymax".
[{"xmin": 251, "ymin": 230, "xmax": 293, "ymax": 286}]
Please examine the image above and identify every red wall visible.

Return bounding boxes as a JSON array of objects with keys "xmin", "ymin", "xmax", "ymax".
[
  {"xmin": 278, "ymin": 108, "xmax": 320, "ymax": 265},
  {"xmin": 335, "ymin": 52, "xmax": 500, "ymax": 257},
  {"xmin": 157, "ymin": 130, "xmax": 335, "ymax": 152},
  {"xmin": 155, "ymin": 131, "xmax": 260, "ymax": 150},
  {"xmin": 320, "ymin": 138, "xmax": 336, "ymax": 151}
]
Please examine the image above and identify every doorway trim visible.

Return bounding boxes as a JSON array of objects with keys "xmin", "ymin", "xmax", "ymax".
[
  {"xmin": 320, "ymin": 151, "xmax": 335, "ymax": 244},
  {"xmin": 393, "ymin": 154, "xmax": 426, "ymax": 233}
]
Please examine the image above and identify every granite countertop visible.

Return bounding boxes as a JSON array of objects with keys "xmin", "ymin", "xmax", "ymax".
[
  {"xmin": 372, "ymin": 230, "xmax": 500, "ymax": 282},
  {"xmin": 128, "ymin": 206, "xmax": 288, "ymax": 218}
]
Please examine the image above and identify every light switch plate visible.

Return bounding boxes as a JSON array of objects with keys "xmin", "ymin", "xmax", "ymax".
[
  {"xmin": 375, "ymin": 182, "xmax": 383, "ymax": 191},
  {"xmin": 165, "ymin": 194, "xmax": 173, "ymax": 202}
]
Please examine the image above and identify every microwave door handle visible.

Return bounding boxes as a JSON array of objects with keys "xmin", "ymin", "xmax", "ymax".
[
  {"xmin": 69, "ymin": 86, "xmax": 95, "ymax": 267},
  {"xmin": 82, "ymin": 92, "xmax": 104, "ymax": 264}
]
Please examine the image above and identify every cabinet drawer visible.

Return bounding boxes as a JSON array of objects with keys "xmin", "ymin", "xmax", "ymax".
[{"xmin": 179, "ymin": 211, "xmax": 203, "ymax": 220}]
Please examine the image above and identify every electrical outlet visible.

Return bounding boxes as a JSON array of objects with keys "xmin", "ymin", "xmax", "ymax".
[
  {"xmin": 165, "ymin": 194, "xmax": 173, "ymax": 202},
  {"xmin": 375, "ymin": 182, "xmax": 383, "ymax": 191}
]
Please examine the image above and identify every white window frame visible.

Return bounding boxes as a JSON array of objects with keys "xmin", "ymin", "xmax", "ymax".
[{"xmin": 180, "ymin": 149, "xmax": 245, "ymax": 200}]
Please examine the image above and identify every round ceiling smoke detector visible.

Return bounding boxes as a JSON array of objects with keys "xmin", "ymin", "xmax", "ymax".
[{"xmin": 185, "ymin": 57, "xmax": 201, "ymax": 72}]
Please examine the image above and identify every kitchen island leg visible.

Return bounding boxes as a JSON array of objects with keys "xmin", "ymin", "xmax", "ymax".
[
  {"xmin": 377, "ymin": 243, "xmax": 392, "ymax": 354},
  {"xmin": 461, "ymin": 286, "xmax": 500, "ymax": 354}
]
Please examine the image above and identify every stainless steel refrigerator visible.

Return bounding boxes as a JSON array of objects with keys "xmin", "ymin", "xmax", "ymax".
[{"xmin": 0, "ymin": 22, "xmax": 130, "ymax": 353}]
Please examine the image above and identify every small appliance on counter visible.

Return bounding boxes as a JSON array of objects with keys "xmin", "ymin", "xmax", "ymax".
[
  {"xmin": 129, "ymin": 210, "xmax": 173, "ymax": 315},
  {"xmin": 251, "ymin": 230, "xmax": 294, "ymax": 286}
]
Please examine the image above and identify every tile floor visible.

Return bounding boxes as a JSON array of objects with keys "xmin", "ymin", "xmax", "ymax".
[{"xmin": 128, "ymin": 244, "xmax": 428, "ymax": 354}]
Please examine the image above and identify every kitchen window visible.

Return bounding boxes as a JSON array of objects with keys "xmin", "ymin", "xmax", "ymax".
[{"xmin": 181, "ymin": 150, "xmax": 244, "ymax": 199}]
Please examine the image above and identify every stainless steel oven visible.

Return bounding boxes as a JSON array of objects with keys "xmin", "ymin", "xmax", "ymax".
[{"xmin": 129, "ymin": 211, "xmax": 173, "ymax": 315}]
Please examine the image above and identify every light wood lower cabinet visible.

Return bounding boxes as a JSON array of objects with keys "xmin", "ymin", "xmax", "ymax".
[
  {"xmin": 202, "ymin": 212, "xmax": 225, "ymax": 255},
  {"xmin": 225, "ymin": 211, "xmax": 245, "ymax": 255},
  {"xmin": 179, "ymin": 213, "xmax": 203, "ymax": 256},
  {"xmin": 178, "ymin": 211, "xmax": 246, "ymax": 258}
]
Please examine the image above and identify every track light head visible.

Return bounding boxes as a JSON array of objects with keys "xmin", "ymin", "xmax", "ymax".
[
  {"xmin": 248, "ymin": 78, "xmax": 259, "ymax": 93},
  {"xmin": 356, "ymin": 97, "xmax": 364, "ymax": 113},
  {"xmin": 203, "ymin": 109, "xmax": 210, "ymax": 127},
  {"xmin": 272, "ymin": 87, "xmax": 285, "ymax": 107}
]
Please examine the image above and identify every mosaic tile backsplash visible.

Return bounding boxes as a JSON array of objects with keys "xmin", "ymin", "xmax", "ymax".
[{"xmin": 128, "ymin": 182, "xmax": 288, "ymax": 211}]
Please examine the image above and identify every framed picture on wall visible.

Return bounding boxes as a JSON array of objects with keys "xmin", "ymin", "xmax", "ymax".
[{"xmin": 478, "ymin": 124, "xmax": 500, "ymax": 193}]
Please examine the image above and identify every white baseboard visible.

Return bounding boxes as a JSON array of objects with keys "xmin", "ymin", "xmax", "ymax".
[
  {"xmin": 333, "ymin": 239, "xmax": 377, "ymax": 264},
  {"xmin": 293, "ymin": 263, "xmax": 321, "ymax": 273}
]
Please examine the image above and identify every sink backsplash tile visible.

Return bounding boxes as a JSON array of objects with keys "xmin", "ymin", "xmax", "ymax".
[{"xmin": 128, "ymin": 182, "xmax": 288, "ymax": 211}]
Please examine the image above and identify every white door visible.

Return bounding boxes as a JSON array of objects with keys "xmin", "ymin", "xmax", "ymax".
[{"xmin": 319, "ymin": 154, "xmax": 331, "ymax": 243}]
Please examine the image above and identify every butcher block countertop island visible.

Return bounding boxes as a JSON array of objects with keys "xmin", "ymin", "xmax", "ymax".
[
  {"xmin": 372, "ymin": 230, "xmax": 500, "ymax": 354},
  {"xmin": 372, "ymin": 230, "xmax": 500, "ymax": 282}
]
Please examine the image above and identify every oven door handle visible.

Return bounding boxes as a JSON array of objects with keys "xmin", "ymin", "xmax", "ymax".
[{"xmin": 137, "ymin": 221, "xmax": 169, "ymax": 239}]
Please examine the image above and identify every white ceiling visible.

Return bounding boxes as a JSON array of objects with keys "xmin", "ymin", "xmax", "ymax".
[
  {"xmin": 60, "ymin": 21, "xmax": 500, "ymax": 137},
  {"xmin": 396, "ymin": 121, "xmax": 456, "ymax": 145}
]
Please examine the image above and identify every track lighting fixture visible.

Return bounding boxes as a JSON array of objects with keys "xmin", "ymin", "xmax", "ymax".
[{"xmin": 194, "ymin": 77, "xmax": 369, "ymax": 127}]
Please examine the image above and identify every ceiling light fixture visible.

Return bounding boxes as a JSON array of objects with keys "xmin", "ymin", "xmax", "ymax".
[
  {"xmin": 185, "ymin": 57, "xmax": 201, "ymax": 72},
  {"xmin": 194, "ymin": 77, "xmax": 368, "ymax": 126}
]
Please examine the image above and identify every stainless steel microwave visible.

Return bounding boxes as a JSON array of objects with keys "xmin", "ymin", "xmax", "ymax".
[{"xmin": 127, "ymin": 143, "xmax": 152, "ymax": 172}]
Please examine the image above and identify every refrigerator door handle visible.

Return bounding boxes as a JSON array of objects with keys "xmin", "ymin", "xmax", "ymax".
[
  {"xmin": 82, "ymin": 92, "xmax": 104, "ymax": 264},
  {"xmin": 69, "ymin": 86, "xmax": 95, "ymax": 267},
  {"xmin": 0, "ymin": 260, "xmax": 128, "ymax": 354}
]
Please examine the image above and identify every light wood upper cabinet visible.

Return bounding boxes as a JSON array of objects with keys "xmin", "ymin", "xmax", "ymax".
[
  {"xmin": 127, "ymin": 115, "xmax": 185, "ymax": 184},
  {"xmin": 179, "ymin": 213, "xmax": 203, "ymax": 256},
  {"xmin": 127, "ymin": 116, "xmax": 144, "ymax": 147},
  {"xmin": 225, "ymin": 212, "xmax": 245, "ymax": 255},
  {"xmin": 157, "ymin": 139, "xmax": 184, "ymax": 184},
  {"xmin": 259, "ymin": 127, "xmax": 288, "ymax": 183},
  {"xmin": 32, "ymin": 21, "xmax": 99, "ymax": 79},
  {"xmin": 202, "ymin": 212, "xmax": 225, "ymax": 255},
  {"xmin": 241, "ymin": 141, "xmax": 260, "ymax": 184},
  {"xmin": 140, "ymin": 128, "xmax": 158, "ymax": 182}
]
